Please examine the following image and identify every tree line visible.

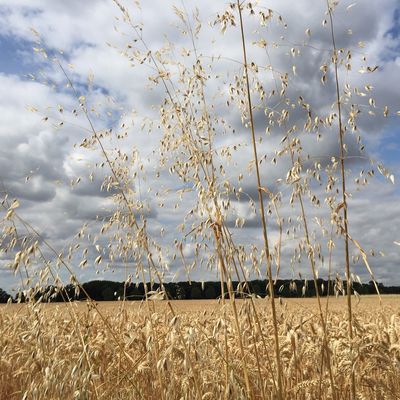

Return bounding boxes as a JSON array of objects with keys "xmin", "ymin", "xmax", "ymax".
[{"xmin": 1, "ymin": 279, "xmax": 400, "ymax": 303}]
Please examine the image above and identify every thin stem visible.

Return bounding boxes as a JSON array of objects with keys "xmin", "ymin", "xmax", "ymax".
[
  {"xmin": 237, "ymin": 2, "xmax": 283, "ymax": 399},
  {"xmin": 327, "ymin": 3, "xmax": 355, "ymax": 399}
]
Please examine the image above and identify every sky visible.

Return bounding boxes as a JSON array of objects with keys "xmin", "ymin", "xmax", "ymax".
[{"xmin": 0, "ymin": 0, "xmax": 399, "ymax": 294}]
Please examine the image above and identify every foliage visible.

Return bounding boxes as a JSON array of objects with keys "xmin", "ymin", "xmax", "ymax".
[
  {"xmin": 0, "ymin": 288, "xmax": 12, "ymax": 303},
  {"xmin": 11, "ymin": 279, "xmax": 400, "ymax": 302}
]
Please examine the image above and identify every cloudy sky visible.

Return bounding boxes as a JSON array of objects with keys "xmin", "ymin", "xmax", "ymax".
[{"xmin": 0, "ymin": 0, "xmax": 399, "ymax": 293}]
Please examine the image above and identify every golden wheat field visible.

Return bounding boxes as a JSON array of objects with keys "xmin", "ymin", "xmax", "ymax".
[{"xmin": 1, "ymin": 296, "xmax": 399, "ymax": 400}]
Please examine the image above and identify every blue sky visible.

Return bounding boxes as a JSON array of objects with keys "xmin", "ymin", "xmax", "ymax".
[{"xmin": 0, "ymin": 0, "xmax": 400, "ymax": 293}]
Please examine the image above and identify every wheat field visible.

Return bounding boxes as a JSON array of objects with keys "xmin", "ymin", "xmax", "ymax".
[{"xmin": 1, "ymin": 296, "xmax": 399, "ymax": 400}]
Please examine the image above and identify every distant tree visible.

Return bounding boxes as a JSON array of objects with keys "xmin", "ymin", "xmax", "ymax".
[
  {"xmin": 204, "ymin": 283, "xmax": 217, "ymax": 299},
  {"xmin": 175, "ymin": 283, "xmax": 186, "ymax": 300},
  {"xmin": 12, "ymin": 279, "xmax": 397, "ymax": 303},
  {"xmin": 83, "ymin": 280, "xmax": 122, "ymax": 301},
  {"xmin": 64, "ymin": 284, "xmax": 81, "ymax": 300},
  {"xmin": 190, "ymin": 284, "xmax": 203, "ymax": 300},
  {"xmin": 0, "ymin": 288, "xmax": 12, "ymax": 303},
  {"xmin": 164, "ymin": 282, "xmax": 176, "ymax": 299},
  {"xmin": 125, "ymin": 282, "xmax": 145, "ymax": 300},
  {"xmin": 249, "ymin": 281, "xmax": 262, "ymax": 297},
  {"xmin": 102, "ymin": 286, "xmax": 116, "ymax": 301}
]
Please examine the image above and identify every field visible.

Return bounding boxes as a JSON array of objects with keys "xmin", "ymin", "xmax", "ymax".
[
  {"xmin": 2, "ymin": 295, "xmax": 400, "ymax": 314},
  {"xmin": 1, "ymin": 296, "xmax": 399, "ymax": 399}
]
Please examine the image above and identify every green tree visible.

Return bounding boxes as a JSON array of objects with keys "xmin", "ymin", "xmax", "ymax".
[{"xmin": 0, "ymin": 288, "xmax": 12, "ymax": 303}]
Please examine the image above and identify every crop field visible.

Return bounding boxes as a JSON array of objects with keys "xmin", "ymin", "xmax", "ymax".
[
  {"xmin": 2, "ymin": 295, "xmax": 400, "ymax": 315},
  {"xmin": 1, "ymin": 296, "xmax": 400, "ymax": 399}
]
